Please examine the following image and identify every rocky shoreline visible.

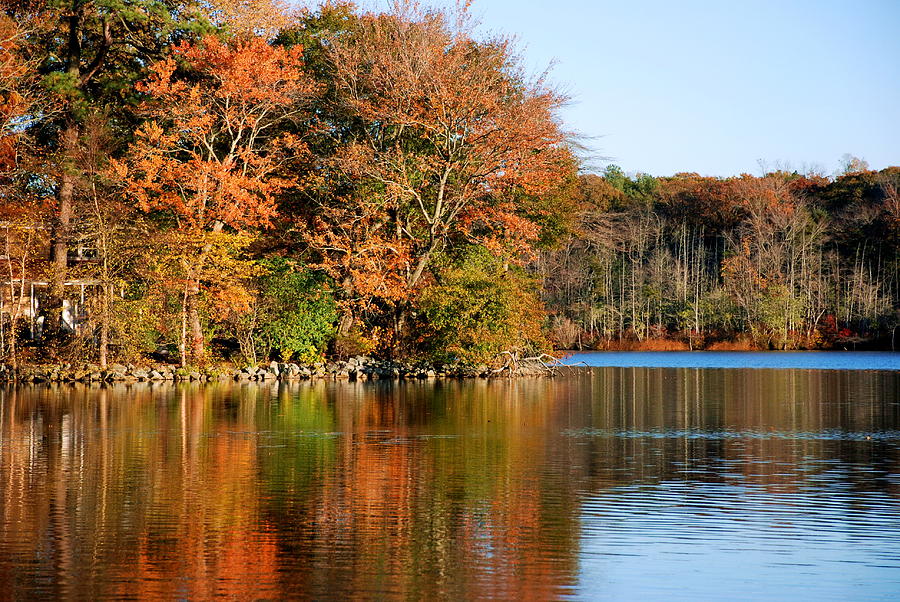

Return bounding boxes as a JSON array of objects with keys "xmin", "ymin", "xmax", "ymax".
[{"xmin": 0, "ymin": 356, "xmax": 559, "ymax": 384}]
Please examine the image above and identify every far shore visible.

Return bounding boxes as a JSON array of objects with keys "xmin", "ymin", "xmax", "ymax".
[{"xmin": 559, "ymin": 336, "xmax": 897, "ymax": 353}]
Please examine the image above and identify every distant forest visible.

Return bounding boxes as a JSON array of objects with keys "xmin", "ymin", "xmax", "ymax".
[
  {"xmin": 0, "ymin": 1, "xmax": 897, "ymax": 372},
  {"xmin": 540, "ymin": 163, "xmax": 900, "ymax": 351}
]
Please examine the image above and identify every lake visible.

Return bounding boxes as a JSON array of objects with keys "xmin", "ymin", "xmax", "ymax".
[
  {"xmin": 1, "ymin": 356, "xmax": 899, "ymax": 599},
  {"xmin": 563, "ymin": 350, "xmax": 900, "ymax": 371}
]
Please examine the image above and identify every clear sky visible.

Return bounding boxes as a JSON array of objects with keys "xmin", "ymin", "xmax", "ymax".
[{"xmin": 354, "ymin": 0, "xmax": 900, "ymax": 177}]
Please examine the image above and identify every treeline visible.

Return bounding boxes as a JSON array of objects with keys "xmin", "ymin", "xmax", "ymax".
[
  {"xmin": 541, "ymin": 164, "xmax": 900, "ymax": 350},
  {"xmin": 0, "ymin": 0, "xmax": 573, "ymax": 368},
  {"xmin": 0, "ymin": 1, "xmax": 896, "ymax": 372}
]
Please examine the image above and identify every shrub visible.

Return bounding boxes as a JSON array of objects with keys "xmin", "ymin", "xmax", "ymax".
[
  {"xmin": 232, "ymin": 258, "xmax": 337, "ymax": 364},
  {"xmin": 417, "ymin": 248, "xmax": 547, "ymax": 364}
]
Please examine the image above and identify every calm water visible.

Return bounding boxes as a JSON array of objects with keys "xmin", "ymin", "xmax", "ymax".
[
  {"xmin": 1, "ymin": 364, "xmax": 899, "ymax": 599},
  {"xmin": 564, "ymin": 350, "xmax": 900, "ymax": 371}
]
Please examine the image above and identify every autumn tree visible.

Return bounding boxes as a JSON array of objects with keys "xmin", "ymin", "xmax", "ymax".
[
  {"xmin": 418, "ymin": 247, "xmax": 546, "ymax": 364},
  {"xmin": 0, "ymin": 200, "xmax": 48, "ymax": 369},
  {"xmin": 113, "ymin": 35, "xmax": 318, "ymax": 364},
  {"xmin": 0, "ymin": 1, "xmax": 216, "ymax": 343},
  {"xmin": 58, "ymin": 114, "xmax": 158, "ymax": 368},
  {"xmin": 0, "ymin": 13, "xmax": 46, "ymax": 168},
  {"xmin": 200, "ymin": 0, "xmax": 293, "ymax": 38},
  {"xmin": 305, "ymin": 1, "xmax": 570, "ymax": 339},
  {"xmin": 0, "ymin": 13, "xmax": 51, "ymax": 368}
]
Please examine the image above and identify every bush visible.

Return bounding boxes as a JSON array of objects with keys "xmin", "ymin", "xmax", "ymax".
[
  {"xmin": 233, "ymin": 258, "xmax": 337, "ymax": 364},
  {"xmin": 417, "ymin": 248, "xmax": 547, "ymax": 364}
]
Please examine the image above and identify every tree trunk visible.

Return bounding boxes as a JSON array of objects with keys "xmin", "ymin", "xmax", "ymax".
[
  {"xmin": 337, "ymin": 311, "xmax": 355, "ymax": 337},
  {"xmin": 47, "ymin": 1, "xmax": 87, "ymax": 340},
  {"xmin": 187, "ymin": 284, "xmax": 204, "ymax": 364},
  {"xmin": 394, "ymin": 304, "xmax": 408, "ymax": 346},
  {"xmin": 180, "ymin": 283, "xmax": 189, "ymax": 367},
  {"xmin": 46, "ymin": 123, "xmax": 79, "ymax": 340},
  {"xmin": 98, "ymin": 283, "xmax": 109, "ymax": 369}
]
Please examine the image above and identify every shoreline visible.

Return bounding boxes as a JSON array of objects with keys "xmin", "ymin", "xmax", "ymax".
[
  {"xmin": 0, "ymin": 356, "xmax": 563, "ymax": 384},
  {"xmin": 561, "ymin": 337, "xmax": 896, "ymax": 352},
  {"xmin": 6, "ymin": 348, "xmax": 897, "ymax": 385}
]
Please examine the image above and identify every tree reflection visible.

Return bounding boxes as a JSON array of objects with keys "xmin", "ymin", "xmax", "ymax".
[{"xmin": 0, "ymin": 370, "xmax": 897, "ymax": 598}]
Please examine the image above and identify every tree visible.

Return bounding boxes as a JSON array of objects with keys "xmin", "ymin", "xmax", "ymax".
[
  {"xmin": 68, "ymin": 114, "xmax": 154, "ymax": 368},
  {"xmin": 228, "ymin": 258, "xmax": 337, "ymax": 365},
  {"xmin": 0, "ymin": 13, "xmax": 48, "ymax": 167},
  {"xmin": 418, "ymin": 248, "xmax": 546, "ymax": 364},
  {"xmin": 0, "ymin": 200, "xmax": 47, "ymax": 370},
  {"xmin": 0, "ymin": 14, "xmax": 50, "ymax": 369},
  {"xmin": 4, "ymin": 0, "xmax": 213, "ymax": 341},
  {"xmin": 839, "ymin": 153, "xmax": 869, "ymax": 176},
  {"xmin": 113, "ymin": 35, "xmax": 318, "ymax": 364},
  {"xmin": 307, "ymin": 1, "xmax": 570, "ymax": 338},
  {"xmin": 200, "ymin": 0, "xmax": 293, "ymax": 39}
]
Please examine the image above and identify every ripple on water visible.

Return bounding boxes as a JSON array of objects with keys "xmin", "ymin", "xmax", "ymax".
[
  {"xmin": 1, "ymin": 370, "xmax": 899, "ymax": 600},
  {"xmin": 564, "ymin": 427, "xmax": 900, "ymax": 441}
]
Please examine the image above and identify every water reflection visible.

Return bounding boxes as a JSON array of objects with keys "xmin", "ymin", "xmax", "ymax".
[{"xmin": 0, "ymin": 369, "xmax": 898, "ymax": 599}]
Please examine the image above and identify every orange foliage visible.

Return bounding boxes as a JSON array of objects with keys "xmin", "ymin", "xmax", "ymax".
[
  {"xmin": 658, "ymin": 174, "xmax": 744, "ymax": 230},
  {"xmin": 705, "ymin": 337, "xmax": 760, "ymax": 351},
  {"xmin": 0, "ymin": 14, "xmax": 42, "ymax": 173},
  {"xmin": 201, "ymin": 0, "xmax": 295, "ymax": 38},
  {"xmin": 732, "ymin": 173, "xmax": 801, "ymax": 220},
  {"xmin": 114, "ymin": 35, "xmax": 317, "ymax": 232},
  {"xmin": 310, "ymin": 2, "xmax": 570, "ymax": 315},
  {"xmin": 112, "ymin": 35, "xmax": 319, "ymax": 363}
]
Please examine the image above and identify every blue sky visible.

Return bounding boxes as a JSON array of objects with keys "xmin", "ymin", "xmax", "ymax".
[{"xmin": 351, "ymin": 1, "xmax": 900, "ymax": 177}]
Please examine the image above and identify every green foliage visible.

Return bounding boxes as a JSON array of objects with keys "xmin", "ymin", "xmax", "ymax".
[
  {"xmin": 601, "ymin": 165, "xmax": 660, "ymax": 210},
  {"xmin": 250, "ymin": 259, "xmax": 337, "ymax": 363},
  {"xmin": 752, "ymin": 285, "xmax": 807, "ymax": 349},
  {"xmin": 107, "ymin": 294, "xmax": 167, "ymax": 362},
  {"xmin": 698, "ymin": 290, "xmax": 742, "ymax": 333},
  {"xmin": 417, "ymin": 248, "xmax": 547, "ymax": 364}
]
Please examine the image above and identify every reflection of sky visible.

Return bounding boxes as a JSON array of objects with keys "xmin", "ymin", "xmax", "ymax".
[
  {"xmin": 577, "ymin": 483, "xmax": 900, "ymax": 600},
  {"xmin": 563, "ymin": 351, "xmax": 900, "ymax": 371}
]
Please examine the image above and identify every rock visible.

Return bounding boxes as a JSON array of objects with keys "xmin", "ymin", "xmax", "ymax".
[{"xmin": 280, "ymin": 364, "xmax": 296, "ymax": 378}]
